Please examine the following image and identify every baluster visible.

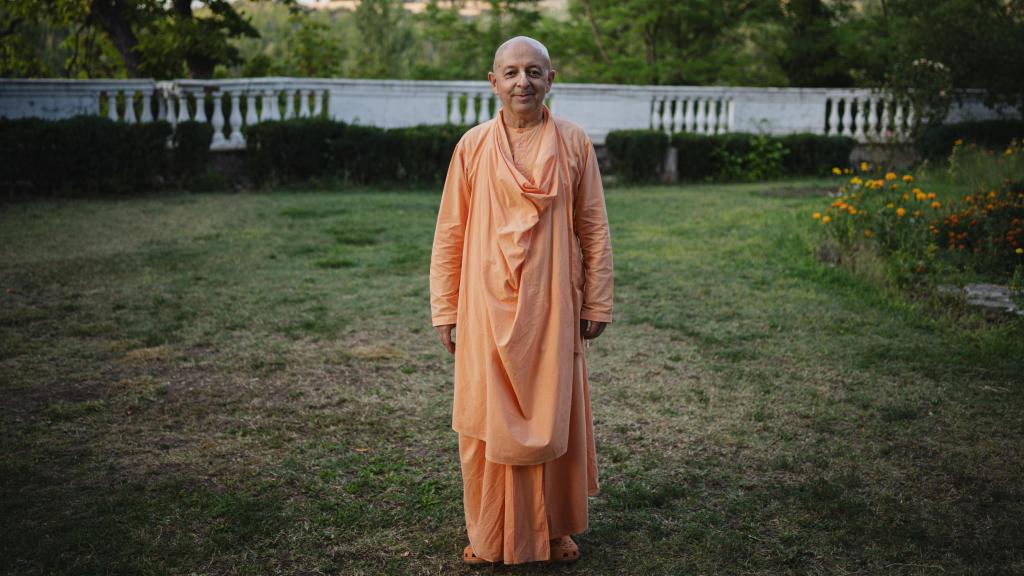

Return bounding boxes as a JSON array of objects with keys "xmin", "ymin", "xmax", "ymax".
[
  {"xmin": 710, "ymin": 99, "xmax": 721, "ymax": 134},
  {"xmin": 837, "ymin": 98, "xmax": 847, "ymax": 135},
  {"xmin": 228, "ymin": 90, "xmax": 243, "ymax": 145},
  {"xmin": 905, "ymin": 101, "xmax": 917, "ymax": 135},
  {"xmin": 157, "ymin": 90, "xmax": 170, "ymax": 125},
  {"xmin": 826, "ymin": 98, "xmax": 838, "ymax": 135},
  {"xmin": 466, "ymin": 93, "xmax": 478, "ymax": 125},
  {"xmin": 297, "ymin": 89, "xmax": 310, "ymax": 118},
  {"xmin": 177, "ymin": 91, "xmax": 191, "ymax": 123},
  {"xmin": 682, "ymin": 99, "xmax": 693, "ymax": 132},
  {"xmin": 140, "ymin": 89, "xmax": 153, "ymax": 123},
  {"xmin": 210, "ymin": 91, "xmax": 226, "ymax": 146},
  {"xmin": 107, "ymin": 92, "xmax": 119, "ymax": 121},
  {"xmin": 194, "ymin": 91, "xmax": 208, "ymax": 123},
  {"xmin": 658, "ymin": 98, "xmax": 671, "ymax": 134},
  {"xmin": 672, "ymin": 98, "xmax": 683, "ymax": 133},
  {"xmin": 694, "ymin": 99, "xmax": 706, "ymax": 134},
  {"xmin": 124, "ymin": 91, "xmax": 137, "ymax": 124},
  {"xmin": 450, "ymin": 92, "xmax": 462, "ymax": 124},
  {"xmin": 264, "ymin": 89, "xmax": 279, "ymax": 121},
  {"xmin": 725, "ymin": 99, "xmax": 735, "ymax": 133},
  {"xmin": 861, "ymin": 98, "xmax": 874, "ymax": 137},
  {"xmin": 309, "ymin": 90, "xmax": 321, "ymax": 118},
  {"xmin": 245, "ymin": 91, "xmax": 259, "ymax": 126},
  {"xmin": 279, "ymin": 89, "xmax": 291, "ymax": 119}
]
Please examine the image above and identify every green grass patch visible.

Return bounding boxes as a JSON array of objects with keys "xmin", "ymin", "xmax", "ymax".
[{"xmin": 0, "ymin": 181, "xmax": 1021, "ymax": 575}]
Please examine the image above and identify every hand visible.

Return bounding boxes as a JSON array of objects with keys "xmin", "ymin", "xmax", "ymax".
[
  {"xmin": 580, "ymin": 320, "xmax": 607, "ymax": 340},
  {"xmin": 435, "ymin": 324, "xmax": 456, "ymax": 354}
]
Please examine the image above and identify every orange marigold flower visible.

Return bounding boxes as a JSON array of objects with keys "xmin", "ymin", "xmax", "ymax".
[
  {"xmin": 848, "ymin": 206, "xmax": 858, "ymax": 215},
  {"xmin": 822, "ymin": 215, "xmax": 832, "ymax": 224},
  {"xmin": 902, "ymin": 175, "xmax": 914, "ymax": 183},
  {"xmin": 927, "ymin": 192, "xmax": 937, "ymax": 200},
  {"xmin": 864, "ymin": 229, "xmax": 874, "ymax": 238},
  {"xmin": 954, "ymin": 138, "xmax": 963, "ymax": 146},
  {"xmin": 812, "ymin": 212, "xmax": 822, "ymax": 220},
  {"xmin": 896, "ymin": 207, "xmax": 907, "ymax": 218},
  {"xmin": 885, "ymin": 172, "xmax": 897, "ymax": 181},
  {"xmin": 931, "ymin": 201, "xmax": 941, "ymax": 209}
]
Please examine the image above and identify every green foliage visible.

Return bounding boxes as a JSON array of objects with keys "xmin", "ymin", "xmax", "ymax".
[
  {"xmin": 673, "ymin": 132, "xmax": 850, "ymax": 182},
  {"xmin": 777, "ymin": 133, "xmax": 856, "ymax": 177},
  {"xmin": 171, "ymin": 121, "xmax": 214, "ymax": 186},
  {"xmin": 352, "ymin": 0, "xmax": 413, "ymax": 79},
  {"xmin": 242, "ymin": 118, "xmax": 467, "ymax": 186},
  {"xmin": 0, "ymin": 116, "xmax": 171, "ymax": 196},
  {"xmin": 814, "ymin": 140, "xmax": 1024, "ymax": 288},
  {"xmin": 604, "ymin": 130, "xmax": 670, "ymax": 183},
  {"xmin": 917, "ymin": 120, "xmax": 1024, "ymax": 163}
]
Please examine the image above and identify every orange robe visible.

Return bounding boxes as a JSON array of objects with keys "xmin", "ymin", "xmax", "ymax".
[{"xmin": 430, "ymin": 105, "xmax": 613, "ymax": 564}]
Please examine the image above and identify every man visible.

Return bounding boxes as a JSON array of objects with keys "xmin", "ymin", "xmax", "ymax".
[{"xmin": 429, "ymin": 35, "xmax": 613, "ymax": 566}]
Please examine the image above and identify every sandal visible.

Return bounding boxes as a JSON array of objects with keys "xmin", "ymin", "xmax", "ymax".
[
  {"xmin": 463, "ymin": 544, "xmax": 494, "ymax": 566},
  {"xmin": 549, "ymin": 535, "xmax": 580, "ymax": 563}
]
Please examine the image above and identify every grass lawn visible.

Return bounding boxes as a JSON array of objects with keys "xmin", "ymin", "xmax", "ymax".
[{"xmin": 1, "ymin": 180, "xmax": 1022, "ymax": 575}]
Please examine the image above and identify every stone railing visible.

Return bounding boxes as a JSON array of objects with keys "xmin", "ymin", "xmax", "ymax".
[{"xmin": 1, "ymin": 78, "xmax": 1018, "ymax": 149}]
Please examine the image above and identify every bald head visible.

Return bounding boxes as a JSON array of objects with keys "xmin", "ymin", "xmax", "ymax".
[{"xmin": 492, "ymin": 36, "xmax": 552, "ymax": 73}]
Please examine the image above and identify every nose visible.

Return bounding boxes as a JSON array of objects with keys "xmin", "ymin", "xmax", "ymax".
[{"xmin": 516, "ymin": 71, "xmax": 530, "ymax": 87}]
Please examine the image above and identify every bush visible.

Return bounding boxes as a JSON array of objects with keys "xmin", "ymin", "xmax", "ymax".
[
  {"xmin": 0, "ymin": 115, "xmax": 171, "ymax": 196},
  {"xmin": 812, "ymin": 139, "xmax": 1024, "ymax": 288},
  {"xmin": 243, "ymin": 119, "xmax": 468, "ymax": 186},
  {"xmin": 778, "ymin": 133, "xmax": 855, "ymax": 176},
  {"xmin": 917, "ymin": 120, "xmax": 1024, "ymax": 162},
  {"xmin": 605, "ymin": 129, "xmax": 670, "ymax": 183},
  {"xmin": 672, "ymin": 132, "xmax": 853, "ymax": 182},
  {"xmin": 171, "ymin": 121, "xmax": 214, "ymax": 186}
]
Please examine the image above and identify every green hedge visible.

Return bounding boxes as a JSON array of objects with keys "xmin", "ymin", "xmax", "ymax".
[
  {"xmin": 917, "ymin": 120, "xmax": 1024, "ymax": 162},
  {"xmin": 0, "ymin": 115, "xmax": 173, "ymax": 195},
  {"xmin": 670, "ymin": 132, "xmax": 855, "ymax": 182},
  {"xmin": 242, "ymin": 119, "xmax": 467, "ymax": 186},
  {"xmin": 604, "ymin": 129, "xmax": 670, "ymax": 183}
]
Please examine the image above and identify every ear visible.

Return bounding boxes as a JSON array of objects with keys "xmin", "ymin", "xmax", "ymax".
[
  {"xmin": 547, "ymin": 68, "xmax": 556, "ymax": 88},
  {"xmin": 487, "ymin": 71, "xmax": 498, "ymax": 95}
]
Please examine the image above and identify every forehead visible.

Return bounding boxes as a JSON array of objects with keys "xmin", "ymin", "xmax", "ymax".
[{"xmin": 494, "ymin": 42, "xmax": 549, "ymax": 70}]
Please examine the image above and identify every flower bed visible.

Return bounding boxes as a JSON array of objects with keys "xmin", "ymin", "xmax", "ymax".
[{"xmin": 813, "ymin": 139, "xmax": 1024, "ymax": 291}]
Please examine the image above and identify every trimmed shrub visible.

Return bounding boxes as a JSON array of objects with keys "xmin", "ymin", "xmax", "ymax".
[
  {"xmin": 778, "ymin": 133, "xmax": 855, "ymax": 176},
  {"xmin": 605, "ymin": 129, "xmax": 670, "ymax": 183},
  {"xmin": 171, "ymin": 121, "xmax": 214, "ymax": 185},
  {"xmin": 243, "ymin": 118, "xmax": 466, "ymax": 186},
  {"xmin": 0, "ymin": 115, "xmax": 171, "ymax": 195},
  {"xmin": 390, "ymin": 124, "xmax": 468, "ymax": 184},
  {"xmin": 917, "ymin": 120, "xmax": 1024, "ymax": 162},
  {"xmin": 673, "ymin": 132, "xmax": 854, "ymax": 181}
]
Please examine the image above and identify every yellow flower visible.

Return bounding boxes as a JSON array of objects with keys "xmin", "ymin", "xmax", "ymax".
[
  {"xmin": 822, "ymin": 215, "xmax": 832, "ymax": 224},
  {"xmin": 902, "ymin": 175, "xmax": 914, "ymax": 183},
  {"xmin": 954, "ymin": 138, "xmax": 963, "ymax": 146},
  {"xmin": 850, "ymin": 176, "xmax": 863, "ymax": 185},
  {"xmin": 931, "ymin": 201, "xmax": 941, "ymax": 209},
  {"xmin": 843, "ymin": 168, "xmax": 852, "ymax": 174},
  {"xmin": 812, "ymin": 212, "xmax": 822, "ymax": 220},
  {"xmin": 886, "ymin": 202, "xmax": 895, "ymax": 209},
  {"xmin": 913, "ymin": 210, "xmax": 921, "ymax": 218},
  {"xmin": 927, "ymin": 192, "xmax": 937, "ymax": 200},
  {"xmin": 896, "ymin": 207, "xmax": 906, "ymax": 218},
  {"xmin": 886, "ymin": 172, "xmax": 897, "ymax": 181},
  {"xmin": 859, "ymin": 161, "xmax": 870, "ymax": 172},
  {"xmin": 1017, "ymin": 248, "xmax": 1023, "ymax": 254},
  {"xmin": 902, "ymin": 192, "xmax": 909, "ymax": 201},
  {"xmin": 1005, "ymin": 148, "xmax": 1014, "ymax": 156},
  {"xmin": 864, "ymin": 229, "xmax": 874, "ymax": 238},
  {"xmin": 848, "ymin": 206, "xmax": 858, "ymax": 215},
  {"xmin": 832, "ymin": 167, "xmax": 842, "ymax": 175}
]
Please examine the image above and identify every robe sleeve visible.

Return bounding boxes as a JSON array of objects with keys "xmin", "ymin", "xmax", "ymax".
[
  {"xmin": 430, "ymin": 140, "xmax": 471, "ymax": 327},
  {"xmin": 575, "ymin": 139, "xmax": 614, "ymax": 323}
]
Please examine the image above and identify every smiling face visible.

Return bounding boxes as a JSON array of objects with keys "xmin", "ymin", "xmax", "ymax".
[{"xmin": 488, "ymin": 37, "xmax": 555, "ymax": 126}]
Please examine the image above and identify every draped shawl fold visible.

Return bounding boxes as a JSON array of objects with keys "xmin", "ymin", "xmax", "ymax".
[{"xmin": 430, "ymin": 106, "xmax": 612, "ymax": 465}]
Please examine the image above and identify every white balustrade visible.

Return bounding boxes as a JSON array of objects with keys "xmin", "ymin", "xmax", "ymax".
[{"xmin": 1, "ymin": 78, "xmax": 1018, "ymax": 150}]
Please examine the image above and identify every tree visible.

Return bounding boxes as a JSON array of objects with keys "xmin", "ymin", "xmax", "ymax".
[{"xmin": 352, "ymin": 0, "xmax": 413, "ymax": 78}]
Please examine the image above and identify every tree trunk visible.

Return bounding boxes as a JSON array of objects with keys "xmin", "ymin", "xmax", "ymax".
[{"xmin": 90, "ymin": 0, "xmax": 141, "ymax": 77}]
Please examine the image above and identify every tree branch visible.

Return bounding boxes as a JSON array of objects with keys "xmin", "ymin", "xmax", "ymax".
[{"xmin": 578, "ymin": 0, "xmax": 611, "ymax": 66}]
